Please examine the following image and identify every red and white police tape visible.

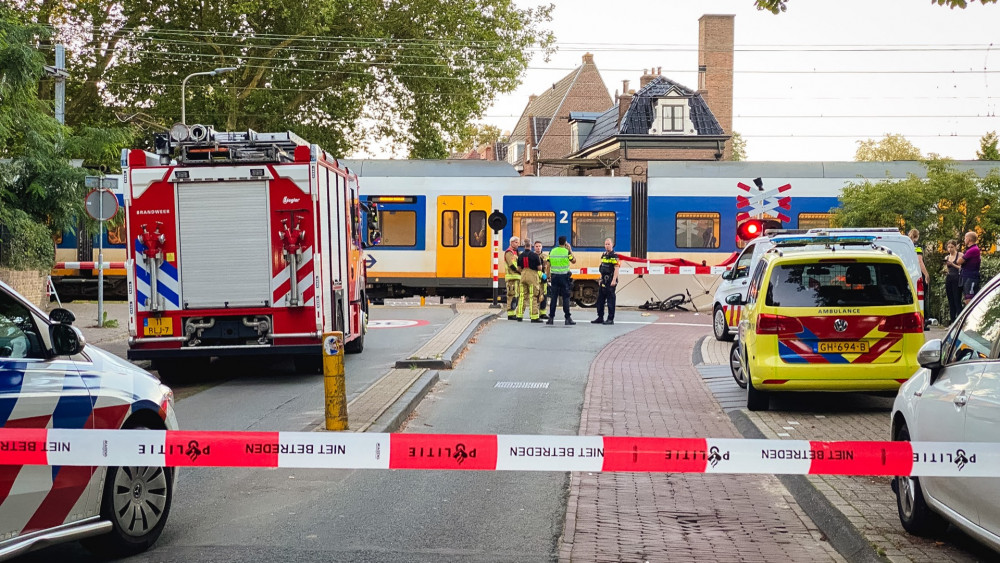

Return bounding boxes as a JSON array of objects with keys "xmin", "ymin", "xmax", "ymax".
[
  {"xmin": 571, "ymin": 265, "xmax": 728, "ymax": 276},
  {"xmin": 1, "ymin": 430, "xmax": 996, "ymax": 477}
]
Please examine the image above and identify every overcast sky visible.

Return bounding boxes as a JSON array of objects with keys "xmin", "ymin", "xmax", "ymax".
[{"xmin": 482, "ymin": 0, "xmax": 1000, "ymax": 161}]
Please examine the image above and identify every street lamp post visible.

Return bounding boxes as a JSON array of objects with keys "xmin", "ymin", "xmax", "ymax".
[{"xmin": 181, "ymin": 67, "xmax": 237, "ymax": 125}]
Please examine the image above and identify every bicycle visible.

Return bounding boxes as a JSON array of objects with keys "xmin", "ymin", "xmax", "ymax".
[{"xmin": 658, "ymin": 288, "xmax": 698, "ymax": 312}]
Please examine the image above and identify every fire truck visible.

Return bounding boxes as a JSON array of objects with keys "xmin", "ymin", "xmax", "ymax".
[{"xmin": 122, "ymin": 125, "xmax": 371, "ymax": 377}]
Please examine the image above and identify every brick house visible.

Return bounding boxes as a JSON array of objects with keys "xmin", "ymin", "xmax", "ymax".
[
  {"xmin": 522, "ymin": 14, "xmax": 735, "ymax": 181},
  {"xmin": 505, "ymin": 53, "xmax": 613, "ymax": 176}
]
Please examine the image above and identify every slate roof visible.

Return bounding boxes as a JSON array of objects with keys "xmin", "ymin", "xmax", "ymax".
[
  {"xmin": 579, "ymin": 76, "xmax": 724, "ymax": 151},
  {"xmin": 510, "ymin": 68, "xmax": 583, "ymax": 144}
]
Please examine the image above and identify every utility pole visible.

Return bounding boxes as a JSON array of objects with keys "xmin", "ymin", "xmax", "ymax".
[{"xmin": 44, "ymin": 45, "xmax": 69, "ymax": 124}]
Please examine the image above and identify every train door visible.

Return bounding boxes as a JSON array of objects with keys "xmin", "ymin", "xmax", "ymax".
[{"xmin": 435, "ymin": 196, "xmax": 491, "ymax": 281}]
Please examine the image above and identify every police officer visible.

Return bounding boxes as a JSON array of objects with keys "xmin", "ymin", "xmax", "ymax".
[
  {"xmin": 534, "ymin": 241, "xmax": 549, "ymax": 319},
  {"xmin": 504, "ymin": 236, "xmax": 521, "ymax": 320},
  {"xmin": 592, "ymin": 237, "xmax": 620, "ymax": 325},
  {"xmin": 516, "ymin": 243, "xmax": 543, "ymax": 322},
  {"xmin": 545, "ymin": 236, "xmax": 577, "ymax": 325}
]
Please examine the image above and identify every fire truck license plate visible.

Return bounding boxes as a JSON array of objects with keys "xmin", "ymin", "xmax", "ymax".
[
  {"xmin": 818, "ymin": 341, "xmax": 869, "ymax": 354},
  {"xmin": 143, "ymin": 318, "xmax": 172, "ymax": 337}
]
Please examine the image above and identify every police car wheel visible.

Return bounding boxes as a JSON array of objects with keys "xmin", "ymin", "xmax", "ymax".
[
  {"xmin": 713, "ymin": 306, "xmax": 732, "ymax": 341},
  {"xmin": 82, "ymin": 424, "xmax": 174, "ymax": 557},
  {"xmin": 894, "ymin": 424, "xmax": 948, "ymax": 536}
]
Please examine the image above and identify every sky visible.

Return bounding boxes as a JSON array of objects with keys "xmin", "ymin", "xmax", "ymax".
[{"xmin": 480, "ymin": 0, "xmax": 1000, "ymax": 162}]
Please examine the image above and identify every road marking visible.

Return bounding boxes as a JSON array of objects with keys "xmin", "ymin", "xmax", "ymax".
[
  {"xmin": 368, "ymin": 319, "xmax": 431, "ymax": 329},
  {"xmin": 495, "ymin": 382, "xmax": 550, "ymax": 389},
  {"xmin": 612, "ymin": 321, "xmax": 712, "ymax": 328}
]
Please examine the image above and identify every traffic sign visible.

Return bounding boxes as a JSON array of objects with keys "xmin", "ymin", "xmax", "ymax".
[
  {"xmin": 85, "ymin": 175, "xmax": 119, "ymax": 190},
  {"xmin": 84, "ymin": 189, "xmax": 119, "ymax": 221}
]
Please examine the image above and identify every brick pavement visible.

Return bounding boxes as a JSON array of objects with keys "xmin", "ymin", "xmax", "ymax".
[
  {"xmin": 560, "ymin": 313, "xmax": 843, "ymax": 562},
  {"xmin": 699, "ymin": 329, "xmax": 992, "ymax": 563}
]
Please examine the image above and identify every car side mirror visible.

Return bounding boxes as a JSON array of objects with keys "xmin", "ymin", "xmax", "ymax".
[
  {"xmin": 917, "ymin": 338, "xmax": 942, "ymax": 371},
  {"xmin": 50, "ymin": 324, "xmax": 85, "ymax": 356},
  {"xmin": 725, "ymin": 293, "xmax": 744, "ymax": 306},
  {"xmin": 721, "ymin": 269, "xmax": 733, "ymax": 281},
  {"xmin": 49, "ymin": 308, "xmax": 76, "ymax": 325}
]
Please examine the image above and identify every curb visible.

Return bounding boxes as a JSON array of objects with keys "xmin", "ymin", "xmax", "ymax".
[
  {"xmin": 728, "ymin": 409, "xmax": 890, "ymax": 563},
  {"xmin": 393, "ymin": 311, "xmax": 497, "ymax": 369},
  {"xmin": 366, "ymin": 371, "xmax": 440, "ymax": 433}
]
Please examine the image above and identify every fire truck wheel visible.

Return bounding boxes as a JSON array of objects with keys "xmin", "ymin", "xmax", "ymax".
[
  {"xmin": 344, "ymin": 329, "xmax": 365, "ymax": 354},
  {"xmin": 293, "ymin": 356, "xmax": 322, "ymax": 374}
]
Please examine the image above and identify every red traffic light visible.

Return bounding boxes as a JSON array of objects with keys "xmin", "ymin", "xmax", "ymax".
[{"xmin": 737, "ymin": 219, "xmax": 763, "ymax": 241}]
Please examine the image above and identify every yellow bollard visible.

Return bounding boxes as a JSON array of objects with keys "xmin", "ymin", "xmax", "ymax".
[
  {"xmin": 323, "ymin": 331, "xmax": 348, "ymax": 430},
  {"xmin": 420, "ymin": 295, "xmax": 425, "ymax": 307}
]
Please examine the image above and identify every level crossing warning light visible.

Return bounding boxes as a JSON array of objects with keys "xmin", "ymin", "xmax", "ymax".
[{"xmin": 736, "ymin": 218, "xmax": 782, "ymax": 242}]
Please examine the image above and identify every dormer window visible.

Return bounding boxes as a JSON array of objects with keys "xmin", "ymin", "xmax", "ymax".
[
  {"xmin": 649, "ymin": 96, "xmax": 692, "ymax": 135},
  {"xmin": 661, "ymin": 105, "xmax": 684, "ymax": 132}
]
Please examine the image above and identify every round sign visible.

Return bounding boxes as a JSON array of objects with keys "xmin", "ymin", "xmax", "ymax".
[
  {"xmin": 368, "ymin": 319, "xmax": 430, "ymax": 329},
  {"xmin": 84, "ymin": 189, "xmax": 119, "ymax": 221},
  {"xmin": 488, "ymin": 210, "xmax": 507, "ymax": 232}
]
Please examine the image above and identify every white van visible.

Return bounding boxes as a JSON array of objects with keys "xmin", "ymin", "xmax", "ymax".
[{"xmin": 711, "ymin": 228, "xmax": 923, "ymax": 341}]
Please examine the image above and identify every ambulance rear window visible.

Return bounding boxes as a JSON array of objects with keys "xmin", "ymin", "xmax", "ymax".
[{"xmin": 765, "ymin": 262, "xmax": 913, "ymax": 307}]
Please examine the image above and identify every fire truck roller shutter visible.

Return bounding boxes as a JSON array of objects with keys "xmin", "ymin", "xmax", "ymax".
[{"xmin": 177, "ymin": 181, "xmax": 272, "ymax": 308}]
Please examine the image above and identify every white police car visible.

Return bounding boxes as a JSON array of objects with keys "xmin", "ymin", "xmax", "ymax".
[{"xmin": 0, "ymin": 279, "xmax": 177, "ymax": 558}]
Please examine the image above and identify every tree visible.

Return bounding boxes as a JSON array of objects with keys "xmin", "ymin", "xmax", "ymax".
[
  {"xmin": 978, "ymin": 131, "xmax": 1000, "ymax": 160},
  {"xmin": 755, "ymin": 0, "xmax": 996, "ymax": 13},
  {"xmin": 730, "ymin": 131, "xmax": 747, "ymax": 161},
  {"xmin": 449, "ymin": 123, "xmax": 504, "ymax": 154},
  {"xmin": 854, "ymin": 134, "xmax": 923, "ymax": 162},
  {"xmin": 26, "ymin": 0, "xmax": 555, "ymax": 159},
  {"xmin": 0, "ymin": 8, "xmax": 131, "ymax": 269}
]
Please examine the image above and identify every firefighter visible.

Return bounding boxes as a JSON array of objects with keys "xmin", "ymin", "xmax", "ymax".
[
  {"xmin": 545, "ymin": 236, "xmax": 577, "ymax": 325},
  {"xmin": 504, "ymin": 236, "xmax": 522, "ymax": 320},
  {"xmin": 534, "ymin": 240, "xmax": 549, "ymax": 319},
  {"xmin": 516, "ymin": 243, "xmax": 543, "ymax": 322},
  {"xmin": 592, "ymin": 237, "xmax": 620, "ymax": 325}
]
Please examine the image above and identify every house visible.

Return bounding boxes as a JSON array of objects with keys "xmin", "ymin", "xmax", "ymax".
[
  {"xmin": 513, "ymin": 14, "xmax": 735, "ymax": 181},
  {"xmin": 505, "ymin": 53, "xmax": 613, "ymax": 175}
]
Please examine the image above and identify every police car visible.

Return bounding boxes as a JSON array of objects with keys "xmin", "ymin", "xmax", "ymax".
[
  {"xmin": 0, "ymin": 280, "xmax": 177, "ymax": 558},
  {"xmin": 713, "ymin": 228, "xmax": 922, "ymax": 341}
]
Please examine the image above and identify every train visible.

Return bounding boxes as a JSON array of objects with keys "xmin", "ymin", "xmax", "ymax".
[
  {"xmin": 51, "ymin": 189, "xmax": 128, "ymax": 301},
  {"xmin": 346, "ymin": 159, "xmax": 1000, "ymax": 306}
]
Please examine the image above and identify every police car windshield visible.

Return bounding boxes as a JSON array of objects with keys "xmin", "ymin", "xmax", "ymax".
[{"xmin": 765, "ymin": 262, "xmax": 913, "ymax": 308}]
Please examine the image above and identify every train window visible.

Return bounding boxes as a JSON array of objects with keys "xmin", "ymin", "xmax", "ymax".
[
  {"xmin": 468, "ymin": 211, "xmax": 487, "ymax": 248},
  {"xmin": 380, "ymin": 210, "xmax": 417, "ymax": 246},
  {"xmin": 572, "ymin": 212, "xmax": 615, "ymax": 248},
  {"xmin": 512, "ymin": 212, "xmax": 555, "ymax": 246},
  {"xmin": 798, "ymin": 213, "xmax": 832, "ymax": 230},
  {"xmin": 441, "ymin": 210, "xmax": 459, "ymax": 247},
  {"xmin": 676, "ymin": 212, "xmax": 720, "ymax": 249}
]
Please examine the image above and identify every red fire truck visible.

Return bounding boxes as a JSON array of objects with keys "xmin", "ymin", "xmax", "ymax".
[{"xmin": 122, "ymin": 126, "xmax": 370, "ymax": 377}]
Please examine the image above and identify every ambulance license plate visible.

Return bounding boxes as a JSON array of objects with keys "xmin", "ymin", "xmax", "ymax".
[
  {"xmin": 818, "ymin": 341, "xmax": 868, "ymax": 354},
  {"xmin": 143, "ymin": 317, "xmax": 173, "ymax": 337}
]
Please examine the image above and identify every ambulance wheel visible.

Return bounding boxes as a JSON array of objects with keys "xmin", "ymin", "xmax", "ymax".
[
  {"xmin": 82, "ymin": 423, "xmax": 174, "ymax": 557},
  {"xmin": 713, "ymin": 306, "xmax": 733, "ymax": 341},
  {"xmin": 745, "ymin": 356, "xmax": 769, "ymax": 411}
]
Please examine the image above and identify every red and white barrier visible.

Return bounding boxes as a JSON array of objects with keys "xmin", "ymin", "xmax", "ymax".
[
  {"xmin": 54, "ymin": 262, "xmax": 126, "ymax": 270},
  {"xmin": 572, "ymin": 265, "xmax": 729, "ymax": 276},
  {"xmin": 2, "ymin": 429, "xmax": 996, "ymax": 477}
]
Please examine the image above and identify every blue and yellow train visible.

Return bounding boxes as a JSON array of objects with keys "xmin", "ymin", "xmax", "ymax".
[{"xmin": 348, "ymin": 159, "xmax": 998, "ymax": 306}]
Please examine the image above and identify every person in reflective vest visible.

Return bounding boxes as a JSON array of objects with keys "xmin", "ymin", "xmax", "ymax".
[
  {"xmin": 545, "ymin": 236, "xmax": 577, "ymax": 325},
  {"xmin": 504, "ymin": 236, "xmax": 522, "ymax": 320},
  {"xmin": 534, "ymin": 241, "xmax": 549, "ymax": 320},
  {"xmin": 516, "ymin": 245, "xmax": 543, "ymax": 322},
  {"xmin": 592, "ymin": 238, "xmax": 620, "ymax": 325}
]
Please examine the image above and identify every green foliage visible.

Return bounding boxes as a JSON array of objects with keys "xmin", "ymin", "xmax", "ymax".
[
  {"xmin": 730, "ymin": 131, "xmax": 747, "ymax": 162},
  {"xmin": 450, "ymin": 123, "xmax": 504, "ymax": 154},
  {"xmin": 978, "ymin": 131, "xmax": 1000, "ymax": 160},
  {"xmin": 833, "ymin": 162, "xmax": 1000, "ymax": 322},
  {"xmin": 755, "ymin": 0, "xmax": 996, "ymax": 13},
  {"xmin": 854, "ymin": 134, "xmax": 923, "ymax": 162},
  {"xmin": 0, "ymin": 207, "xmax": 55, "ymax": 270},
  {"xmin": 101, "ymin": 310, "xmax": 119, "ymax": 328},
  {"xmin": 30, "ymin": 0, "xmax": 555, "ymax": 159}
]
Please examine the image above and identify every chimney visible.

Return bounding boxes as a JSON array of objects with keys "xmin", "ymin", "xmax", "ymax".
[
  {"xmin": 582, "ymin": 52, "xmax": 594, "ymax": 65},
  {"xmin": 639, "ymin": 68, "xmax": 657, "ymax": 89},
  {"xmin": 528, "ymin": 94, "xmax": 537, "ymax": 105},
  {"xmin": 622, "ymin": 80, "xmax": 630, "ymax": 94},
  {"xmin": 698, "ymin": 14, "xmax": 735, "ymax": 141},
  {"xmin": 617, "ymin": 91, "xmax": 633, "ymax": 132}
]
